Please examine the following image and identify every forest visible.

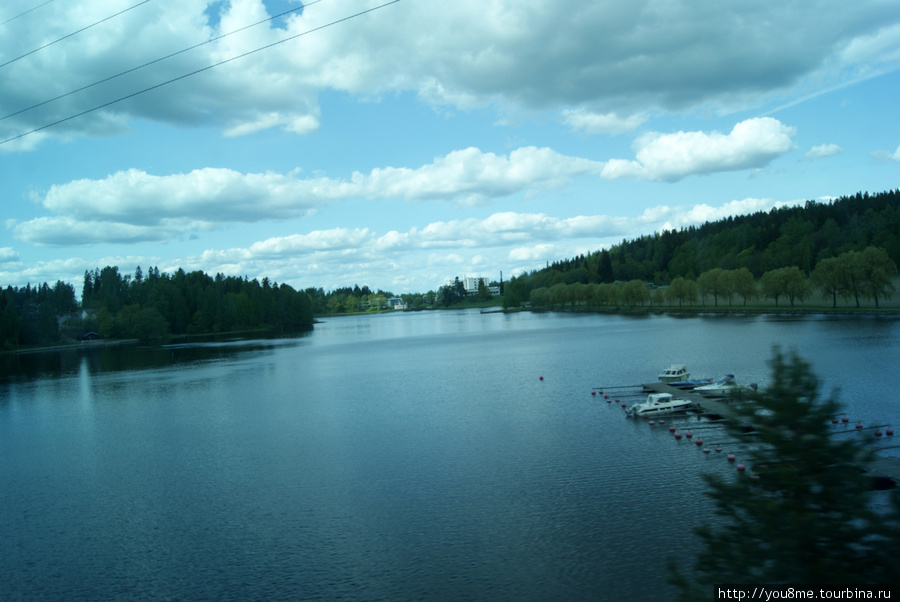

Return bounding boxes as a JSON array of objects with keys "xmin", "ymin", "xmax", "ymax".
[
  {"xmin": 0, "ymin": 266, "xmax": 313, "ymax": 349},
  {"xmin": 502, "ymin": 190, "xmax": 900, "ymax": 310}
]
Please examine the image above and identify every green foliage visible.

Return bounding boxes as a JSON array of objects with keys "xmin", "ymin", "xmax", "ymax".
[
  {"xmin": 671, "ymin": 350, "xmax": 900, "ymax": 598},
  {"xmin": 80, "ymin": 266, "xmax": 313, "ymax": 341},
  {"xmin": 0, "ymin": 281, "xmax": 78, "ymax": 348},
  {"xmin": 501, "ymin": 191, "xmax": 899, "ymax": 311},
  {"xmin": 514, "ymin": 191, "xmax": 900, "ymax": 305}
]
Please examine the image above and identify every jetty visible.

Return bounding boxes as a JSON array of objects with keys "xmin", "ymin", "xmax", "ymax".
[
  {"xmin": 641, "ymin": 381, "xmax": 745, "ymax": 423},
  {"xmin": 632, "ymin": 381, "xmax": 900, "ymax": 487}
]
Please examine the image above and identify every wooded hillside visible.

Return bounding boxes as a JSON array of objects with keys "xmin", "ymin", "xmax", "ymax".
[{"xmin": 503, "ymin": 190, "xmax": 900, "ymax": 309}]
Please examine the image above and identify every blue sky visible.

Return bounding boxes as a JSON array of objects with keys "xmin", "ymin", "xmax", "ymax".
[{"xmin": 2, "ymin": 0, "xmax": 899, "ymax": 294}]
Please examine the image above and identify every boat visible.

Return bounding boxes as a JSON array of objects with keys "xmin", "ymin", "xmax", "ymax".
[
  {"xmin": 693, "ymin": 374, "xmax": 757, "ymax": 398},
  {"xmin": 668, "ymin": 377, "xmax": 714, "ymax": 390},
  {"xmin": 626, "ymin": 393, "xmax": 694, "ymax": 417},
  {"xmin": 657, "ymin": 364, "xmax": 689, "ymax": 383}
]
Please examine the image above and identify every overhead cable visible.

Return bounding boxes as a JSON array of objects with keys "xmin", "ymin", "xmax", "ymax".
[
  {"xmin": 0, "ymin": 0, "xmax": 402, "ymax": 147},
  {"xmin": 1, "ymin": 0, "xmax": 57, "ymax": 27},
  {"xmin": 0, "ymin": 0, "xmax": 151, "ymax": 69},
  {"xmin": 1, "ymin": 0, "xmax": 324, "ymax": 122}
]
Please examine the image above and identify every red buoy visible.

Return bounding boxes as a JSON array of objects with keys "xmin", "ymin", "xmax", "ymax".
[
  {"xmin": 727, "ymin": 454, "xmax": 736, "ymax": 462},
  {"xmin": 685, "ymin": 432, "xmax": 693, "ymax": 439},
  {"xmin": 856, "ymin": 423, "xmax": 864, "ymax": 429},
  {"xmin": 842, "ymin": 417, "xmax": 849, "ymax": 423},
  {"xmin": 695, "ymin": 439, "xmax": 703, "ymax": 446},
  {"xmin": 832, "ymin": 418, "xmax": 838, "ymax": 424},
  {"xmin": 715, "ymin": 447, "xmax": 722, "ymax": 453},
  {"xmin": 703, "ymin": 448, "xmax": 711, "ymax": 454},
  {"xmin": 875, "ymin": 430, "xmax": 883, "ymax": 437},
  {"xmin": 737, "ymin": 464, "xmax": 746, "ymax": 472},
  {"xmin": 669, "ymin": 426, "xmax": 676, "ymax": 432},
  {"xmin": 649, "ymin": 420, "xmax": 655, "ymax": 426},
  {"xmin": 887, "ymin": 428, "xmax": 894, "ymax": 436},
  {"xmin": 539, "ymin": 376, "xmax": 543, "ymax": 381},
  {"xmin": 674, "ymin": 432, "xmax": 682, "ymax": 440},
  {"xmin": 591, "ymin": 391, "xmax": 596, "ymax": 396}
]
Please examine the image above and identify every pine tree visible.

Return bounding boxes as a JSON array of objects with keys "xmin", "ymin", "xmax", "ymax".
[{"xmin": 671, "ymin": 349, "xmax": 900, "ymax": 599}]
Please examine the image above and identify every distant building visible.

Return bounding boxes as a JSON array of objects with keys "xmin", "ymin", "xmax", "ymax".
[{"xmin": 387, "ymin": 297, "xmax": 407, "ymax": 310}]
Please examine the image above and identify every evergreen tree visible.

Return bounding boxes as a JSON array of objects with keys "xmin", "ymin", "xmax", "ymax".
[{"xmin": 671, "ymin": 349, "xmax": 900, "ymax": 599}]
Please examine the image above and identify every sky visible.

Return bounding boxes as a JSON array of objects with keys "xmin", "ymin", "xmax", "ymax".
[{"xmin": 1, "ymin": 0, "xmax": 900, "ymax": 295}]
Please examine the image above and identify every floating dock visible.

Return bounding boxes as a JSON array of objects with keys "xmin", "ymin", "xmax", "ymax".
[
  {"xmin": 641, "ymin": 381, "xmax": 744, "ymax": 422},
  {"xmin": 638, "ymin": 381, "xmax": 900, "ymax": 487}
]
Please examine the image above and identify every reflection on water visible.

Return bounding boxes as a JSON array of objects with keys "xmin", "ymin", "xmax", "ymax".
[{"xmin": 1, "ymin": 311, "xmax": 898, "ymax": 600}]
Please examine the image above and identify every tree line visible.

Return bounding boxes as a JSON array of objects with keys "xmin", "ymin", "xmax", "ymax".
[
  {"xmin": 303, "ymin": 276, "xmax": 497, "ymax": 316},
  {"xmin": 0, "ymin": 281, "xmax": 78, "ymax": 349},
  {"xmin": 0, "ymin": 266, "xmax": 315, "ymax": 349},
  {"xmin": 503, "ymin": 190, "xmax": 900, "ymax": 309},
  {"xmin": 517, "ymin": 246, "xmax": 895, "ymax": 311},
  {"xmin": 81, "ymin": 266, "xmax": 314, "ymax": 341}
]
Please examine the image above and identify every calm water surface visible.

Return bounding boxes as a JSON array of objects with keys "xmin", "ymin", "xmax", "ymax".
[{"xmin": 1, "ymin": 311, "xmax": 898, "ymax": 600}]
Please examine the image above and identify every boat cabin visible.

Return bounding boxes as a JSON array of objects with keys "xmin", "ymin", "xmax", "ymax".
[{"xmin": 658, "ymin": 365, "xmax": 689, "ymax": 383}]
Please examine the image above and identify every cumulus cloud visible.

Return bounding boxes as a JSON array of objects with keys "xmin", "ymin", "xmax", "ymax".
[
  {"xmin": 1, "ymin": 0, "xmax": 897, "ymax": 147},
  {"xmin": 0, "ymin": 247, "xmax": 20, "ymax": 263},
  {"xmin": 18, "ymin": 147, "xmax": 603, "ymax": 245},
  {"xmin": 804, "ymin": 144, "xmax": 842, "ymax": 160},
  {"xmin": 600, "ymin": 117, "xmax": 796, "ymax": 181},
  {"xmin": 562, "ymin": 109, "xmax": 649, "ymax": 135}
]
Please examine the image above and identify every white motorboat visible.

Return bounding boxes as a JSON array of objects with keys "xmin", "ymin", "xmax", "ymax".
[
  {"xmin": 657, "ymin": 364, "xmax": 689, "ymax": 384},
  {"xmin": 693, "ymin": 374, "xmax": 757, "ymax": 398},
  {"xmin": 627, "ymin": 393, "xmax": 694, "ymax": 417}
]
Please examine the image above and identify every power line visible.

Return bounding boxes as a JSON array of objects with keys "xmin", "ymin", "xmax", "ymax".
[
  {"xmin": 1, "ymin": 0, "xmax": 57, "ymax": 27},
  {"xmin": 1, "ymin": 0, "xmax": 325, "ymax": 123},
  {"xmin": 0, "ymin": 0, "xmax": 402, "ymax": 147},
  {"xmin": 0, "ymin": 0, "xmax": 151, "ymax": 70}
]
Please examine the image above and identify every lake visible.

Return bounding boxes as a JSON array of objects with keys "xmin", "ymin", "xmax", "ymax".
[{"xmin": 1, "ymin": 310, "xmax": 898, "ymax": 600}]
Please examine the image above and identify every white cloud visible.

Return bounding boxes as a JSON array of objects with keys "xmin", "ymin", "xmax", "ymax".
[
  {"xmin": 249, "ymin": 229, "xmax": 374, "ymax": 256},
  {"xmin": 2, "ymin": 1, "xmax": 897, "ymax": 148},
  {"xmin": 562, "ymin": 109, "xmax": 649, "ymax": 135},
  {"xmin": 358, "ymin": 146, "xmax": 604, "ymax": 207},
  {"xmin": 804, "ymin": 144, "xmax": 842, "ymax": 160},
  {"xmin": 19, "ymin": 147, "xmax": 604, "ymax": 245},
  {"xmin": 0, "ymin": 247, "xmax": 19, "ymax": 263},
  {"xmin": 870, "ymin": 145, "xmax": 900, "ymax": 162},
  {"xmin": 600, "ymin": 118, "xmax": 797, "ymax": 181}
]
